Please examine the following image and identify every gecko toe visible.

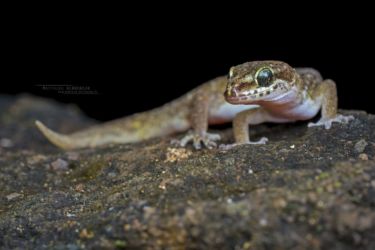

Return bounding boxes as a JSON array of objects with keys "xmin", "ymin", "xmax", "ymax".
[
  {"xmin": 206, "ymin": 133, "xmax": 221, "ymax": 141},
  {"xmin": 308, "ymin": 114, "xmax": 354, "ymax": 130},
  {"xmin": 177, "ymin": 132, "xmax": 194, "ymax": 147},
  {"xmin": 219, "ymin": 143, "xmax": 238, "ymax": 150},
  {"xmin": 340, "ymin": 115, "xmax": 355, "ymax": 123},
  {"xmin": 258, "ymin": 137, "xmax": 268, "ymax": 144},
  {"xmin": 193, "ymin": 139, "xmax": 202, "ymax": 150},
  {"xmin": 248, "ymin": 137, "xmax": 268, "ymax": 145},
  {"xmin": 307, "ymin": 122, "xmax": 315, "ymax": 128},
  {"xmin": 219, "ymin": 137, "xmax": 268, "ymax": 150},
  {"xmin": 177, "ymin": 131, "xmax": 221, "ymax": 149},
  {"xmin": 204, "ymin": 140, "xmax": 217, "ymax": 149}
]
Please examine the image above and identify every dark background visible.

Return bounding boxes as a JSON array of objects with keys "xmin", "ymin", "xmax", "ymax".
[{"xmin": 3, "ymin": 5, "xmax": 374, "ymax": 121}]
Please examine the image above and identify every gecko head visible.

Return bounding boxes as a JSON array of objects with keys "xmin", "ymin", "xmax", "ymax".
[{"xmin": 224, "ymin": 61, "xmax": 298, "ymax": 104}]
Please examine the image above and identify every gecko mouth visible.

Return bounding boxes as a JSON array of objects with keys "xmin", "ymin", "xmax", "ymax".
[
  {"xmin": 225, "ymin": 94, "xmax": 254, "ymax": 104},
  {"xmin": 225, "ymin": 87, "xmax": 274, "ymax": 104}
]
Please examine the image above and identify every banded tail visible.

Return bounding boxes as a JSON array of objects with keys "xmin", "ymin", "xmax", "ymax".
[
  {"xmin": 35, "ymin": 120, "xmax": 85, "ymax": 150},
  {"xmin": 35, "ymin": 110, "xmax": 190, "ymax": 150},
  {"xmin": 35, "ymin": 119, "xmax": 143, "ymax": 150},
  {"xmin": 35, "ymin": 93, "xmax": 194, "ymax": 150}
]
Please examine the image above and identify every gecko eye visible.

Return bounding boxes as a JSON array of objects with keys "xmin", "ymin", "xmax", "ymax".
[{"xmin": 256, "ymin": 68, "xmax": 273, "ymax": 87}]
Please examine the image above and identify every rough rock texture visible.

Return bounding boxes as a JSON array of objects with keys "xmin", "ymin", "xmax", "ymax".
[{"xmin": 0, "ymin": 94, "xmax": 375, "ymax": 250}]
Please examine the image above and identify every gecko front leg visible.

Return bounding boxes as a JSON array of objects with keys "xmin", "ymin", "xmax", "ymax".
[
  {"xmin": 178, "ymin": 90, "xmax": 221, "ymax": 149},
  {"xmin": 308, "ymin": 79, "xmax": 354, "ymax": 129},
  {"xmin": 220, "ymin": 108, "xmax": 269, "ymax": 150}
]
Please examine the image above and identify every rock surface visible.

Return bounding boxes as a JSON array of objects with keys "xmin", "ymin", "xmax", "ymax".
[{"xmin": 0, "ymin": 94, "xmax": 375, "ymax": 249}]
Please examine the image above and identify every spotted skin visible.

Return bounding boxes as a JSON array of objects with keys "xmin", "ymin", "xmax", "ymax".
[
  {"xmin": 223, "ymin": 61, "xmax": 354, "ymax": 148},
  {"xmin": 36, "ymin": 77, "xmax": 232, "ymax": 150},
  {"xmin": 35, "ymin": 60, "xmax": 353, "ymax": 150}
]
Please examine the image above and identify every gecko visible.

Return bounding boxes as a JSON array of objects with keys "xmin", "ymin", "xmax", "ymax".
[{"xmin": 35, "ymin": 60, "xmax": 353, "ymax": 150}]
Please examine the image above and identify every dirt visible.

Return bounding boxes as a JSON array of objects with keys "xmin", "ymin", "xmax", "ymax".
[{"xmin": 1, "ymin": 94, "xmax": 375, "ymax": 249}]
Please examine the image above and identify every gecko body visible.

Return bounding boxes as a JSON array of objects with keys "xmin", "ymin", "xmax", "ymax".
[
  {"xmin": 36, "ymin": 61, "xmax": 353, "ymax": 150},
  {"xmin": 36, "ymin": 77, "xmax": 247, "ymax": 150}
]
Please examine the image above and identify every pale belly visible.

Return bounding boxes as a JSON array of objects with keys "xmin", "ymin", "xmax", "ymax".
[
  {"xmin": 286, "ymin": 98, "xmax": 321, "ymax": 120},
  {"xmin": 209, "ymin": 103, "xmax": 259, "ymax": 124}
]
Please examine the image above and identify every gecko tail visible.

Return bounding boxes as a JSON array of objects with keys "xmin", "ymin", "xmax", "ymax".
[{"xmin": 35, "ymin": 120, "xmax": 79, "ymax": 150}]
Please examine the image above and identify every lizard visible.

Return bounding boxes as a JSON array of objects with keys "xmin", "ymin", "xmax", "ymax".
[
  {"xmin": 35, "ymin": 60, "xmax": 353, "ymax": 150},
  {"xmin": 35, "ymin": 75, "xmax": 249, "ymax": 150}
]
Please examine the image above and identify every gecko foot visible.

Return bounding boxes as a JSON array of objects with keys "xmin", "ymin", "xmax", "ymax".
[
  {"xmin": 175, "ymin": 131, "xmax": 221, "ymax": 149},
  {"xmin": 308, "ymin": 114, "xmax": 354, "ymax": 129},
  {"xmin": 219, "ymin": 137, "xmax": 268, "ymax": 150}
]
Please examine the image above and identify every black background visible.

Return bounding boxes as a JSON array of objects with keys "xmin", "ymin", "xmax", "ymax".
[{"xmin": 3, "ymin": 5, "xmax": 374, "ymax": 121}]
